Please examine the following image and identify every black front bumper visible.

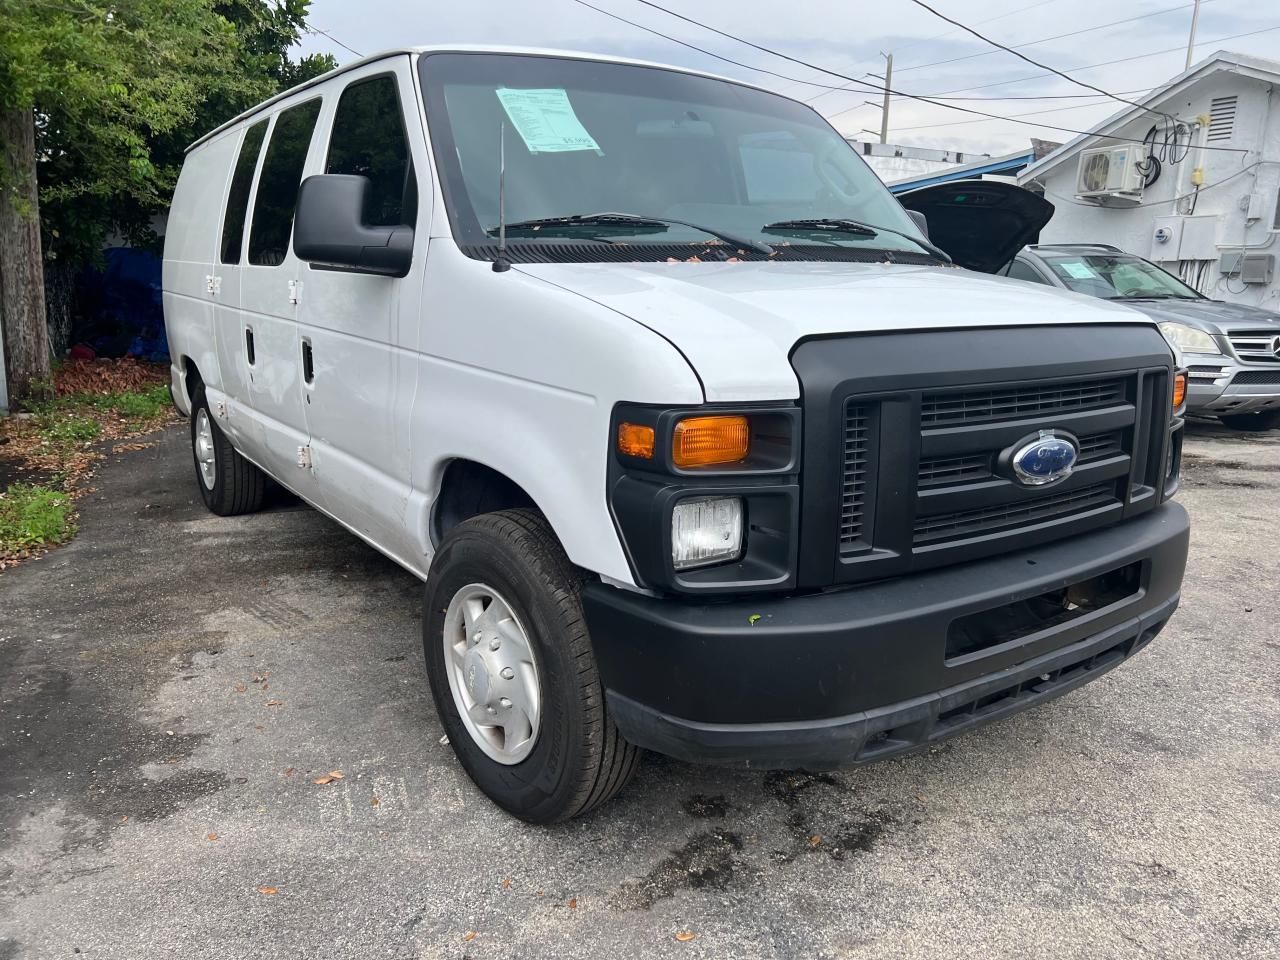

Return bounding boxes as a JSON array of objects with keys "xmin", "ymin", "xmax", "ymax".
[{"xmin": 583, "ymin": 503, "xmax": 1189, "ymax": 768}]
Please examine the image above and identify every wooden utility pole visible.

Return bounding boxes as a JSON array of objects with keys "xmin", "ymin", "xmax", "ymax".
[
  {"xmin": 1185, "ymin": 0, "xmax": 1202, "ymax": 69},
  {"xmin": 879, "ymin": 52, "xmax": 894, "ymax": 144},
  {"xmin": 0, "ymin": 107, "xmax": 51, "ymax": 404}
]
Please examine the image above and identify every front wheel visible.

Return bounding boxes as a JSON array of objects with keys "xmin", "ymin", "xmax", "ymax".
[
  {"xmin": 1219, "ymin": 410, "xmax": 1280, "ymax": 432},
  {"xmin": 423, "ymin": 509, "xmax": 640, "ymax": 823}
]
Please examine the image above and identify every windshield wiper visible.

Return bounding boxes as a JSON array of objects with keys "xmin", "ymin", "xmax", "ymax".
[
  {"xmin": 488, "ymin": 212, "xmax": 773, "ymax": 255},
  {"xmin": 762, "ymin": 218, "xmax": 952, "ymax": 264}
]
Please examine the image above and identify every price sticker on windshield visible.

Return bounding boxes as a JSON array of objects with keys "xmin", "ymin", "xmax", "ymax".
[
  {"xmin": 495, "ymin": 88, "xmax": 603, "ymax": 155},
  {"xmin": 1059, "ymin": 261, "xmax": 1097, "ymax": 280}
]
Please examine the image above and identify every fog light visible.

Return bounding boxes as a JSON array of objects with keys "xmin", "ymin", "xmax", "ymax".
[{"xmin": 671, "ymin": 496, "xmax": 743, "ymax": 570}]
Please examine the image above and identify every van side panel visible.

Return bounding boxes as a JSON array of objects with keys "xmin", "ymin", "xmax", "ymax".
[
  {"xmin": 409, "ymin": 241, "xmax": 704, "ymax": 585},
  {"xmin": 162, "ymin": 132, "xmax": 241, "ymax": 415}
]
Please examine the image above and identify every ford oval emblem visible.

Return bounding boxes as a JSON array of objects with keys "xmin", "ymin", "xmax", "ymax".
[{"xmin": 1011, "ymin": 431, "xmax": 1078, "ymax": 486}]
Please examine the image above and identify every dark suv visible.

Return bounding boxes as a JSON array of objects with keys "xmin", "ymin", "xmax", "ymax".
[{"xmin": 1002, "ymin": 244, "xmax": 1280, "ymax": 431}]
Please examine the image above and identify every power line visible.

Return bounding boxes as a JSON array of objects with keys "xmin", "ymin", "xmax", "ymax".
[
  {"xmin": 894, "ymin": 91, "xmax": 1157, "ymax": 131},
  {"xmin": 304, "ymin": 21, "xmax": 362, "ymax": 59},
  {"xmin": 802, "ymin": 0, "xmax": 1063, "ymax": 104},
  {"xmin": 894, "ymin": 1, "xmax": 1213, "ymax": 75},
  {"xmin": 570, "ymin": 0, "xmax": 1249, "ymax": 152},
  {"xmin": 918, "ymin": 23, "xmax": 1280, "ymax": 97},
  {"xmin": 904, "ymin": 0, "xmax": 1168, "ymax": 118}
]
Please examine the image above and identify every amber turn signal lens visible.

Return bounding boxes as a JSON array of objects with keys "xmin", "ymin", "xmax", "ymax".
[
  {"xmin": 1173, "ymin": 372, "xmax": 1187, "ymax": 409},
  {"xmin": 672, "ymin": 415, "xmax": 750, "ymax": 467},
  {"xmin": 617, "ymin": 422, "xmax": 655, "ymax": 459}
]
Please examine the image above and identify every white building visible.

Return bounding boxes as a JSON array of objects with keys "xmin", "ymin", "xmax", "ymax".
[{"xmin": 1018, "ymin": 51, "xmax": 1280, "ymax": 311}]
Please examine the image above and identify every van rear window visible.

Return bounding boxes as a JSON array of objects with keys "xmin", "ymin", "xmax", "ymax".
[
  {"xmin": 219, "ymin": 120, "xmax": 267, "ymax": 265},
  {"xmin": 248, "ymin": 98, "xmax": 322, "ymax": 267}
]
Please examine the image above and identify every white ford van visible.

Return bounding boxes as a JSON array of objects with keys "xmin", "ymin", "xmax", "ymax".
[{"xmin": 163, "ymin": 47, "xmax": 1190, "ymax": 822}]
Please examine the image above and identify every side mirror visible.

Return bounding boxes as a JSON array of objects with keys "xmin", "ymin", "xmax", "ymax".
[
  {"xmin": 293, "ymin": 174, "xmax": 413, "ymax": 278},
  {"xmin": 905, "ymin": 209, "xmax": 931, "ymax": 240}
]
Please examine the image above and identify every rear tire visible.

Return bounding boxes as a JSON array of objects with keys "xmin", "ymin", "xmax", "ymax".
[
  {"xmin": 1219, "ymin": 410, "xmax": 1280, "ymax": 432},
  {"xmin": 189, "ymin": 384, "xmax": 266, "ymax": 516},
  {"xmin": 423, "ymin": 509, "xmax": 640, "ymax": 823}
]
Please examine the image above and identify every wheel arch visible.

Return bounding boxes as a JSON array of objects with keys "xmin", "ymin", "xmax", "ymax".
[{"xmin": 429, "ymin": 458, "xmax": 540, "ymax": 548}]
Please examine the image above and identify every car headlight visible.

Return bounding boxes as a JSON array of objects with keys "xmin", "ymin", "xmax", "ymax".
[
  {"xmin": 1158, "ymin": 321, "xmax": 1221, "ymax": 356},
  {"xmin": 671, "ymin": 496, "xmax": 743, "ymax": 570}
]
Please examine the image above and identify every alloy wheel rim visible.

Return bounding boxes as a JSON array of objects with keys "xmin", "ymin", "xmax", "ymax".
[
  {"xmin": 442, "ymin": 583, "xmax": 542, "ymax": 765},
  {"xmin": 194, "ymin": 409, "xmax": 217, "ymax": 490}
]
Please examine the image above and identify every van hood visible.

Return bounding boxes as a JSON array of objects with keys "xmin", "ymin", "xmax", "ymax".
[
  {"xmin": 517, "ymin": 260, "xmax": 1149, "ymax": 402},
  {"xmin": 897, "ymin": 180, "xmax": 1055, "ymax": 274}
]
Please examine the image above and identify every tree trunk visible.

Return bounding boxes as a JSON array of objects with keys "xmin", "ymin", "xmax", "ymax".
[{"xmin": 0, "ymin": 107, "xmax": 51, "ymax": 402}]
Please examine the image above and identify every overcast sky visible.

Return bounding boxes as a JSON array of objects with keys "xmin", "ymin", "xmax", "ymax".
[{"xmin": 295, "ymin": 0, "xmax": 1279, "ymax": 156}]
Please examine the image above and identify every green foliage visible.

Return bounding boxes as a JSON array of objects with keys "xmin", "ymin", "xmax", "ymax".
[
  {"xmin": 37, "ymin": 413, "xmax": 101, "ymax": 445},
  {"xmin": 27, "ymin": 384, "xmax": 172, "ymax": 426},
  {"xmin": 0, "ymin": 0, "xmax": 336, "ymax": 268},
  {"xmin": 0, "ymin": 484, "xmax": 76, "ymax": 551}
]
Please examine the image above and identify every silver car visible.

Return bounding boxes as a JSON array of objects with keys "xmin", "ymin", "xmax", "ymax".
[{"xmin": 1001, "ymin": 244, "xmax": 1280, "ymax": 431}]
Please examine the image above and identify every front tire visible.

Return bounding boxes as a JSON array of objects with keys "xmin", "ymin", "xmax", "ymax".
[
  {"xmin": 1219, "ymin": 410, "xmax": 1280, "ymax": 432},
  {"xmin": 423, "ymin": 509, "xmax": 640, "ymax": 823},
  {"xmin": 189, "ymin": 384, "xmax": 265, "ymax": 516}
]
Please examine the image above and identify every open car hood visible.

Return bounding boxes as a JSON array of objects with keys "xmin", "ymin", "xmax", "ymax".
[{"xmin": 897, "ymin": 180, "xmax": 1054, "ymax": 274}]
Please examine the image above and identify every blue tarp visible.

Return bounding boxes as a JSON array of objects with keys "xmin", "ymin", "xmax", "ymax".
[{"xmin": 76, "ymin": 247, "xmax": 169, "ymax": 362}]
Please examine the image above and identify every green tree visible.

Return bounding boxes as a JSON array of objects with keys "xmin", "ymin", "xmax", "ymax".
[{"xmin": 0, "ymin": 0, "xmax": 335, "ymax": 399}]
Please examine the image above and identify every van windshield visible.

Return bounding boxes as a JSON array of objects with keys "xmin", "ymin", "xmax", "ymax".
[{"xmin": 418, "ymin": 52, "xmax": 932, "ymax": 262}]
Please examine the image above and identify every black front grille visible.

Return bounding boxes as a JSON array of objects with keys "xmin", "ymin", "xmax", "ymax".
[
  {"xmin": 792, "ymin": 326, "xmax": 1177, "ymax": 590},
  {"xmin": 917, "ymin": 429, "xmax": 1124, "ymax": 488},
  {"xmin": 1233, "ymin": 370, "xmax": 1280, "ymax": 385},
  {"xmin": 914, "ymin": 482, "xmax": 1118, "ymax": 543},
  {"xmin": 839, "ymin": 404, "xmax": 870, "ymax": 545},
  {"xmin": 921, "ymin": 376, "xmax": 1126, "ymax": 426},
  {"xmin": 918, "ymin": 453, "xmax": 991, "ymax": 487}
]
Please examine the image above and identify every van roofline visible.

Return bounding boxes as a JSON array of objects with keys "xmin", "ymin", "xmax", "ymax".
[{"xmin": 186, "ymin": 45, "xmax": 780, "ymax": 153}]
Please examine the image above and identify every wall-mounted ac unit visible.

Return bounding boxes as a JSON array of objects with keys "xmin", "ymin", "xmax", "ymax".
[{"xmin": 1076, "ymin": 144, "xmax": 1146, "ymax": 203}]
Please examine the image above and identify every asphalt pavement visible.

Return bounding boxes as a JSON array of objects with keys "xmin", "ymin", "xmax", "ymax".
[{"xmin": 1, "ymin": 420, "xmax": 1277, "ymax": 959}]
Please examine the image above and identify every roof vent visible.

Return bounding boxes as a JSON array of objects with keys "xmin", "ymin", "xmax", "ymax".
[{"xmin": 1207, "ymin": 96, "xmax": 1237, "ymax": 142}]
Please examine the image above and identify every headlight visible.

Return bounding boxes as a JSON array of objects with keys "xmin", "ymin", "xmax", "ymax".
[
  {"xmin": 1158, "ymin": 321, "xmax": 1221, "ymax": 355},
  {"xmin": 671, "ymin": 496, "xmax": 743, "ymax": 570}
]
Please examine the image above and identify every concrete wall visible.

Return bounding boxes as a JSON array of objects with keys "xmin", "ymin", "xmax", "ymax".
[{"xmin": 1026, "ymin": 69, "xmax": 1280, "ymax": 310}]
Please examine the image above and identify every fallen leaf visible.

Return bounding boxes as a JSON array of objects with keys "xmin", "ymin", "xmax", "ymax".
[
  {"xmin": 748, "ymin": 614, "xmax": 761, "ymax": 626},
  {"xmin": 502, "ymin": 877, "xmax": 511, "ymax": 890},
  {"xmin": 258, "ymin": 886, "xmax": 277, "ymax": 895},
  {"xmin": 916, "ymin": 793, "xmax": 927, "ymax": 805},
  {"xmin": 370, "ymin": 795, "xmax": 380, "ymax": 807},
  {"xmin": 676, "ymin": 932, "xmax": 697, "ymax": 942},
  {"xmin": 808, "ymin": 835, "xmax": 822, "ymax": 847},
  {"xmin": 265, "ymin": 699, "xmax": 283, "ymax": 707},
  {"xmin": 312, "ymin": 771, "xmax": 344, "ymax": 785},
  {"xmin": 206, "ymin": 833, "xmax": 219, "ymax": 842},
  {"xmin": 233, "ymin": 683, "xmax": 247, "ymax": 693},
  {"xmin": 567, "ymin": 898, "xmax": 577, "ymax": 909},
  {"xmin": 462, "ymin": 932, "xmax": 477, "ymax": 943},
  {"xmin": 284, "ymin": 767, "xmax": 295, "ymax": 777},
  {"xmin": 537, "ymin": 890, "xmax": 545, "ymax": 897},
  {"xmin": 119, "ymin": 815, "xmax": 129, "ymax": 823}
]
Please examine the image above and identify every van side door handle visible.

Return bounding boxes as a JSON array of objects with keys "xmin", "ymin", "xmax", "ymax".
[
  {"xmin": 245, "ymin": 327, "xmax": 255, "ymax": 365},
  {"xmin": 301, "ymin": 338, "xmax": 314, "ymax": 384}
]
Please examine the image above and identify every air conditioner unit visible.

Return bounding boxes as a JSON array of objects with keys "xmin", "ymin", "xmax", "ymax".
[{"xmin": 1075, "ymin": 144, "xmax": 1146, "ymax": 203}]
